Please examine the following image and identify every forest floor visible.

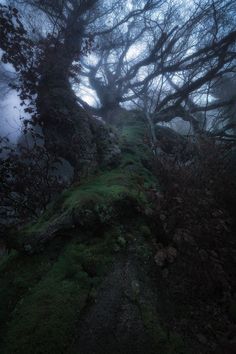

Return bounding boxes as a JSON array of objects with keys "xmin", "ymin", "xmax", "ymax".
[{"xmin": 0, "ymin": 110, "xmax": 236, "ymax": 354}]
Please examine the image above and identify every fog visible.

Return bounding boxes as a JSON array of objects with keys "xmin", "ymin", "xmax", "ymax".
[
  {"xmin": 0, "ymin": 91, "xmax": 23, "ymax": 141},
  {"xmin": 0, "ymin": 0, "xmax": 235, "ymax": 158},
  {"xmin": 0, "ymin": 54, "xmax": 23, "ymax": 142}
]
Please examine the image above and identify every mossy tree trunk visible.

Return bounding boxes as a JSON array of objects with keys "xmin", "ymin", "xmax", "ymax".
[{"xmin": 36, "ymin": 8, "xmax": 99, "ymax": 177}]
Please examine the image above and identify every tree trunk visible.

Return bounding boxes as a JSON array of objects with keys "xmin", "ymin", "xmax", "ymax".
[{"xmin": 36, "ymin": 14, "xmax": 113, "ymax": 178}]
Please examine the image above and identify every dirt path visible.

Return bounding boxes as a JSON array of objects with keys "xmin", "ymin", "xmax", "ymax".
[
  {"xmin": 68, "ymin": 227, "xmax": 236, "ymax": 354},
  {"xmin": 69, "ymin": 244, "xmax": 162, "ymax": 354}
]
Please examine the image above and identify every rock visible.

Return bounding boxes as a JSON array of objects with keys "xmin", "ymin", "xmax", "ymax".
[
  {"xmin": 154, "ymin": 246, "xmax": 177, "ymax": 267},
  {"xmin": 93, "ymin": 119, "xmax": 121, "ymax": 167},
  {"xmin": 154, "ymin": 249, "xmax": 167, "ymax": 267}
]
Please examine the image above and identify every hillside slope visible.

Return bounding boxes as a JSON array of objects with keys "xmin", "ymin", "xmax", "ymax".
[{"xmin": 0, "ymin": 111, "xmax": 235, "ymax": 354}]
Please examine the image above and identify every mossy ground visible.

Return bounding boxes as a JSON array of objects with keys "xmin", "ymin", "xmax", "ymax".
[
  {"xmin": 0, "ymin": 110, "xmax": 185, "ymax": 353},
  {"xmin": 0, "ymin": 233, "xmax": 115, "ymax": 354}
]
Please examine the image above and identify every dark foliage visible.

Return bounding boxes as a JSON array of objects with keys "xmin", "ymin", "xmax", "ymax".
[{"xmin": 0, "ymin": 132, "xmax": 67, "ymax": 228}]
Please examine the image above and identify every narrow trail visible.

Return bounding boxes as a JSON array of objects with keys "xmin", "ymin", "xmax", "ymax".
[{"xmin": 70, "ymin": 244, "xmax": 162, "ymax": 354}]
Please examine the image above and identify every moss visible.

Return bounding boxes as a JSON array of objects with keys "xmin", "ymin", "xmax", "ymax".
[
  {"xmin": 121, "ymin": 123, "xmax": 145, "ymax": 144},
  {"xmin": 19, "ymin": 149, "xmax": 156, "ymax": 249},
  {"xmin": 0, "ymin": 239, "xmax": 68, "ymax": 348},
  {"xmin": 4, "ymin": 280, "xmax": 86, "ymax": 354},
  {"xmin": 2, "ymin": 236, "xmax": 114, "ymax": 354}
]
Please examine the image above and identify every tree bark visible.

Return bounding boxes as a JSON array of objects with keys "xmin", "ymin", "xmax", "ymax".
[{"xmin": 36, "ymin": 14, "xmax": 100, "ymax": 178}]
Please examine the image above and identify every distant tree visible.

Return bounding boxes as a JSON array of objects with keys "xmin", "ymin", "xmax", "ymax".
[{"xmin": 77, "ymin": 0, "xmax": 236, "ymax": 139}]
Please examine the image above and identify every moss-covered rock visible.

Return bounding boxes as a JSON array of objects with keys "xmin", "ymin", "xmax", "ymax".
[{"xmin": 12, "ymin": 110, "xmax": 157, "ymax": 253}]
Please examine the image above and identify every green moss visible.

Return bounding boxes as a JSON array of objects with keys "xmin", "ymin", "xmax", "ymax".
[
  {"xmin": 2, "ymin": 236, "xmax": 114, "ymax": 354},
  {"xmin": 121, "ymin": 123, "xmax": 145, "ymax": 144},
  {"xmin": 20, "ymin": 153, "xmax": 156, "ymax": 248},
  {"xmin": 62, "ymin": 172, "xmax": 129, "ymax": 210},
  {"xmin": 0, "ymin": 247, "xmax": 62, "ymax": 349}
]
